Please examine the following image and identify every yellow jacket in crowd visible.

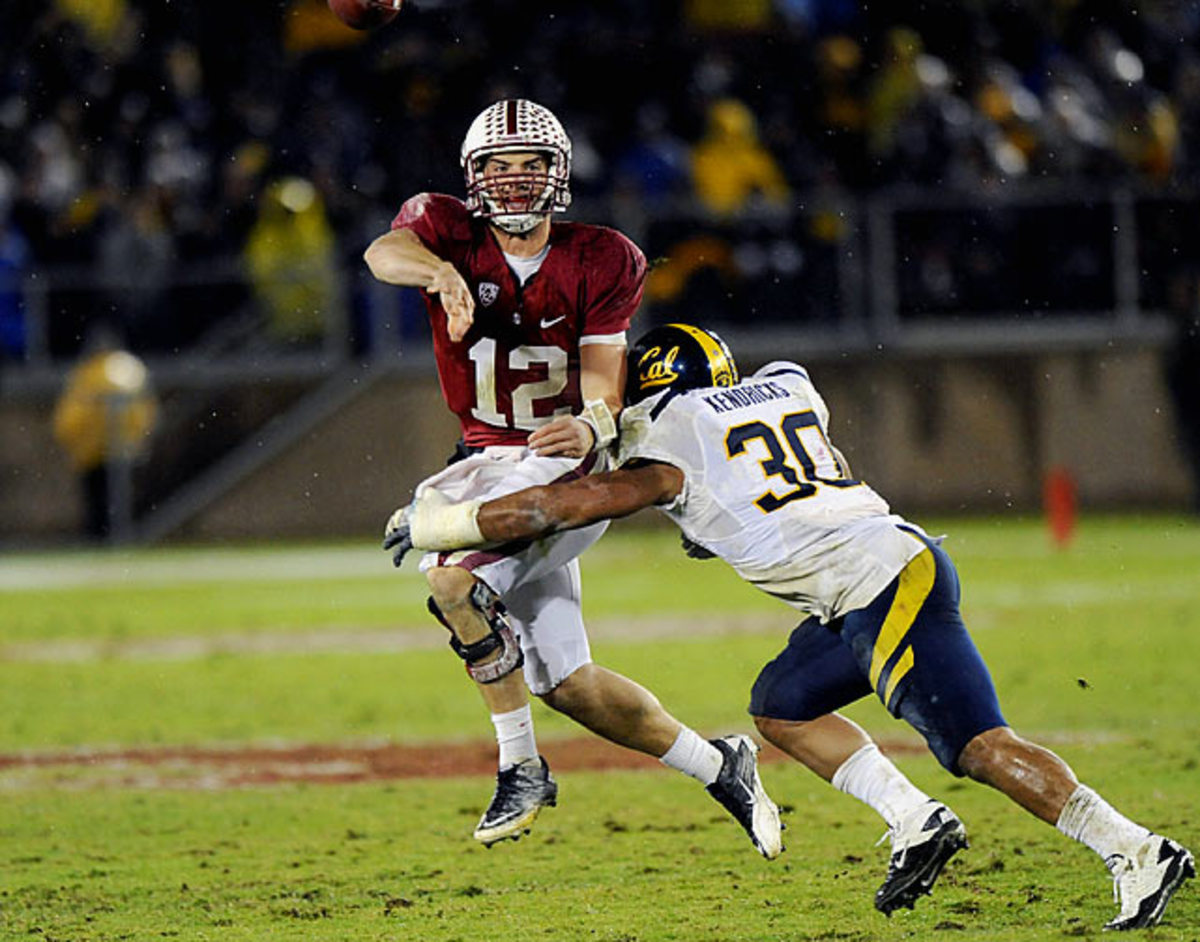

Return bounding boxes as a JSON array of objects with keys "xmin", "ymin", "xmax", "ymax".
[{"xmin": 52, "ymin": 349, "xmax": 158, "ymax": 472}]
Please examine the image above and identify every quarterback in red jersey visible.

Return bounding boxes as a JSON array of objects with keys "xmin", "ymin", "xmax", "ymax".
[
  {"xmin": 389, "ymin": 190, "xmax": 644, "ymax": 447},
  {"xmin": 365, "ymin": 99, "xmax": 781, "ymax": 857}
]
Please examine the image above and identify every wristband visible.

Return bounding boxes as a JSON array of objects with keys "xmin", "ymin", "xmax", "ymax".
[{"xmin": 579, "ymin": 399, "xmax": 618, "ymax": 451}]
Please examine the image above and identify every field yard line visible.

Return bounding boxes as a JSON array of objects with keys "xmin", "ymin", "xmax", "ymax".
[
  {"xmin": 5, "ymin": 549, "xmax": 1197, "ymax": 611},
  {"xmin": 0, "ymin": 547, "xmax": 391, "ymax": 590},
  {"xmin": 967, "ymin": 579, "xmax": 1200, "ymax": 608},
  {"xmin": 6, "ymin": 574, "xmax": 1199, "ymax": 661},
  {"xmin": 0, "ymin": 729, "xmax": 1130, "ymax": 791},
  {"xmin": 0, "ymin": 613, "xmax": 789, "ymax": 663}
]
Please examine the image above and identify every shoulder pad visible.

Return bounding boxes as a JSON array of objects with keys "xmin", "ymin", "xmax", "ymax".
[{"xmin": 753, "ymin": 361, "xmax": 810, "ymax": 384}]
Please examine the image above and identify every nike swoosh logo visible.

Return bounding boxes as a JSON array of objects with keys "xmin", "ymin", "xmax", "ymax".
[{"xmin": 540, "ymin": 316, "xmax": 566, "ymax": 328}]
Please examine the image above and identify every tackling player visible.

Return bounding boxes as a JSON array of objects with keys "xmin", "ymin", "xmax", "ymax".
[
  {"xmin": 386, "ymin": 323, "xmax": 1195, "ymax": 930},
  {"xmin": 365, "ymin": 102, "xmax": 781, "ymax": 858}
]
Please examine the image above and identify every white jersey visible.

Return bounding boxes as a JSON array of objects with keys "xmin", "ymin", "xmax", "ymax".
[{"xmin": 617, "ymin": 361, "xmax": 927, "ymax": 622}]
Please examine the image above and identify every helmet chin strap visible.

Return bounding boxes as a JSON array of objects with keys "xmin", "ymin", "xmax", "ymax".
[{"xmin": 490, "ymin": 212, "xmax": 548, "ymax": 235}]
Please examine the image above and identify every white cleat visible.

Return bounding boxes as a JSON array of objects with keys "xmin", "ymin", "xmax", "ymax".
[{"xmin": 1104, "ymin": 835, "xmax": 1194, "ymax": 931}]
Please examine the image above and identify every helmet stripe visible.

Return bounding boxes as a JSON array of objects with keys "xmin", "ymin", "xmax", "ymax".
[
  {"xmin": 505, "ymin": 100, "xmax": 518, "ymax": 135},
  {"xmin": 667, "ymin": 323, "xmax": 738, "ymax": 387}
]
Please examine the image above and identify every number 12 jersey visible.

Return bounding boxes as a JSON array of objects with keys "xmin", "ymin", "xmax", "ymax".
[{"xmin": 393, "ymin": 193, "xmax": 646, "ymax": 447}]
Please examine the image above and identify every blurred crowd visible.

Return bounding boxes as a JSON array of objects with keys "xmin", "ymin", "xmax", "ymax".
[{"xmin": 2, "ymin": 0, "xmax": 1200, "ymax": 360}]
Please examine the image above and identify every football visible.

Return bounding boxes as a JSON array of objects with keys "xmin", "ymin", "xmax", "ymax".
[{"xmin": 328, "ymin": 0, "xmax": 401, "ymax": 30}]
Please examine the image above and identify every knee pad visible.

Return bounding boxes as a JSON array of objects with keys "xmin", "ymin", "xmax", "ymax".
[{"xmin": 427, "ymin": 581, "xmax": 524, "ymax": 684}]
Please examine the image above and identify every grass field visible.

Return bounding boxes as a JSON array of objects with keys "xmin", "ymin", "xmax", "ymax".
[{"xmin": 2, "ymin": 515, "xmax": 1198, "ymax": 940}]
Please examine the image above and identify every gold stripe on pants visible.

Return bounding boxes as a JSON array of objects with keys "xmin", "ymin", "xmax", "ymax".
[{"xmin": 868, "ymin": 548, "xmax": 936, "ymax": 706}]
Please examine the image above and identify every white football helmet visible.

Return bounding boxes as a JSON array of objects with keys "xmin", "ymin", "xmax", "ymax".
[{"xmin": 460, "ymin": 99, "xmax": 572, "ymax": 234}]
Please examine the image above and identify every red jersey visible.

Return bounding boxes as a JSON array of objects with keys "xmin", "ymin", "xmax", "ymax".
[{"xmin": 392, "ymin": 194, "xmax": 646, "ymax": 446}]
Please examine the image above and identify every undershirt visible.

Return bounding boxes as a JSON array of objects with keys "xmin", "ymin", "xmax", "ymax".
[{"xmin": 503, "ymin": 244, "xmax": 550, "ymax": 286}]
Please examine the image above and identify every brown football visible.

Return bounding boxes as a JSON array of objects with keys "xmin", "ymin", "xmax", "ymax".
[{"xmin": 328, "ymin": 0, "xmax": 401, "ymax": 30}]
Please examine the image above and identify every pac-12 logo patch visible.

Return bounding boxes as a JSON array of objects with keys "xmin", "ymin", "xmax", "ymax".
[{"xmin": 478, "ymin": 282, "xmax": 500, "ymax": 307}]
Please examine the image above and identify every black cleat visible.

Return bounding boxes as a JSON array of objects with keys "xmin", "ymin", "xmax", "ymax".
[
  {"xmin": 706, "ymin": 735, "xmax": 783, "ymax": 859},
  {"xmin": 874, "ymin": 801, "xmax": 968, "ymax": 915},
  {"xmin": 473, "ymin": 756, "xmax": 558, "ymax": 846}
]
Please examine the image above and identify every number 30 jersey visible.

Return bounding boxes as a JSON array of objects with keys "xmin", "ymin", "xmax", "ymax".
[
  {"xmin": 393, "ymin": 194, "xmax": 646, "ymax": 447},
  {"xmin": 617, "ymin": 362, "xmax": 927, "ymax": 622}
]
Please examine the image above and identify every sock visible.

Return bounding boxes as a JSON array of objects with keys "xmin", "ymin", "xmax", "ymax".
[
  {"xmin": 1056, "ymin": 784, "xmax": 1151, "ymax": 865},
  {"xmin": 492, "ymin": 704, "xmax": 537, "ymax": 770},
  {"xmin": 659, "ymin": 727, "xmax": 724, "ymax": 786},
  {"xmin": 831, "ymin": 743, "xmax": 933, "ymax": 830}
]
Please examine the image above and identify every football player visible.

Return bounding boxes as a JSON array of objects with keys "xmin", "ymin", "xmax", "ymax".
[
  {"xmin": 365, "ymin": 103, "xmax": 781, "ymax": 858},
  {"xmin": 386, "ymin": 323, "xmax": 1195, "ymax": 930}
]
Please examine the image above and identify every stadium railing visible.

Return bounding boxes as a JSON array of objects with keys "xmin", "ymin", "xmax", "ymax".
[{"xmin": 3, "ymin": 183, "xmax": 1192, "ymax": 380}]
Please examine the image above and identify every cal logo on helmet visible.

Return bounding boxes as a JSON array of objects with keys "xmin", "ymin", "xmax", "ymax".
[
  {"xmin": 638, "ymin": 344, "xmax": 681, "ymax": 390},
  {"xmin": 626, "ymin": 324, "xmax": 739, "ymax": 405}
]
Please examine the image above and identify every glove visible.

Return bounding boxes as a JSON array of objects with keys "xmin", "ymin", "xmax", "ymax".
[
  {"xmin": 680, "ymin": 534, "xmax": 717, "ymax": 560},
  {"xmin": 382, "ymin": 503, "xmax": 415, "ymax": 568}
]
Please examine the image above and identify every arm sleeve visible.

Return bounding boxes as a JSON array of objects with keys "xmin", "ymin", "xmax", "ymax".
[{"xmin": 582, "ymin": 230, "xmax": 647, "ymax": 339}]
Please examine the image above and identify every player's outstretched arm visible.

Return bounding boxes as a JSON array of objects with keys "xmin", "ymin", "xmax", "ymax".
[
  {"xmin": 363, "ymin": 229, "xmax": 475, "ymax": 340},
  {"xmin": 385, "ymin": 462, "xmax": 684, "ymax": 566},
  {"xmin": 478, "ymin": 462, "xmax": 683, "ymax": 542}
]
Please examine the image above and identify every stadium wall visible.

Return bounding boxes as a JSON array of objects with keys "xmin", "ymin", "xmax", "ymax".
[{"xmin": 0, "ymin": 344, "xmax": 1190, "ymax": 545}]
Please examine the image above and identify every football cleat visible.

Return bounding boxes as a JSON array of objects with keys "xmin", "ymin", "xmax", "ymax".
[
  {"xmin": 875, "ymin": 800, "xmax": 968, "ymax": 915},
  {"xmin": 473, "ymin": 756, "xmax": 558, "ymax": 847},
  {"xmin": 1103, "ymin": 835, "xmax": 1195, "ymax": 931},
  {"xmin": 705, "ymin": 735, "xmax": 784, "ymax": 860}
]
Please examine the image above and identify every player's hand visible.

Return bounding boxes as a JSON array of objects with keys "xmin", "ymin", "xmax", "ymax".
[
  {"xmin": 528, "ymin": 415, "xmax": 595, "ymax": 458},
  {"xmin": 428, "ymin": 262, "xmax": 474, "ymax": 341},
  {"xmin": 383, "ymin": 488, "xmax": 485, "ymax": 561},
  {"xmin": 382, "ymin": 503, "xmax": 415, "ymax": 568}
]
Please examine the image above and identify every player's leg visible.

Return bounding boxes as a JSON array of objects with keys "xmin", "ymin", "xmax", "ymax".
[
  {"xmin": 751, "ymin": 614, "xmax": 966, "ymax": 913},
  {"xmin": 958, "ymin": 726, "xmax": 1195, "ymax": 930},
  {"xmin": 753, "ymin": 712, "xmax": 868, "ymax": 781},
  {"xmin": 410, "ymin": 449, "xmax": 581, "ymax": 846},
  {"xmin": 423, "ymin": 516, "xmax": 633, "ymax": 847},
  {"xmin": 867, "ymin": 537, "xmax": 1194, "ymax": 929},
  {"xmin": 506, "ymin": 564, "xmax": 782, "ymax": 859},
  {"xmin": 956, "ymin": 726, "xmax": 1076, "ymax": 823},
  {"xmin": 426, "ymin": 565, "xmax": 527, "ymax": 715},
  {"xmin": 542, "ymin": 666, "xmax": 783, "ymax": 860},
  {"xmin": 541, "ymin": 663, "xmax": 678, "ymax": 754},
  {"xmin": 424, "ymin": 563, "xmax": 556, "ymax": 846}
]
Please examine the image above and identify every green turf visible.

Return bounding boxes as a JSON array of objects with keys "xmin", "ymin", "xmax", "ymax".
[
  {"xmin": 1, "ymin": 515, "xmax": 1199, "ymax": 939},
  {"xmin": 2, "ymin": 516, "xmax": 1197, "ymax": 749},
  {"xmin": 0, "ymin": 545, "xmax": 430, "ymax": 643},
  {"xmin": 1, "ymin": 751, "xmax": 1196, "ymax": 941}
]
